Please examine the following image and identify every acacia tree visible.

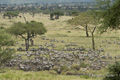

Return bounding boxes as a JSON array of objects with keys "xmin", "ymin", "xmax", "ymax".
[
  {"xmin": 0, "ymin": 30, "xmax": 14, "ymax": 67},
  {"xmin": 3, "ymin": 11, "xmax": 19, "ymax": 19},
  {"xmin": 54, "ymin": 12, "xmax": 64, "ymax": 19},
  {"xmin": 50, "ymin": 11, "xmax": 64, "ymax": 20},
  {"xmin": 68, "ymin": 12, "xmax": 97, "ymax": 37},
  {"xmin": 50, "ymin": 13, "xmax": 54, "ymax": 20},
  {"xmin": 7, "ymin": 21, "xmax": 47, "ymax": 51},
  {"xmin": 68, "ymin": 12, "xmax": 99, "ymax": 50},
  {"xmin": 98, "ymin": 0, "xmax": 120, "ymax": 33}
]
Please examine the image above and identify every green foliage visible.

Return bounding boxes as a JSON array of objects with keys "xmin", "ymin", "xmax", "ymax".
[
  {"xmin": 53, "ymin": 66, "xmax": 60, "ymax": 74},
  {"xmin": 80, "ymin": 75, "xmax": 91, "ymax": 79},
  {"xmin": 0, "ymin": 30, "xmax": 14, "ymax": 67},
  {"xmin": 49, "ymin": 70, "xmax": 57, "ymax": 75},
  {"xmin": 0, "ymin": 50, "xmax": 14, "ymax": 66},
  {"xmin": 53, "ymin": 66, "xmax": 69, "ymax": 74},
  {"xmin": 96, "ymin": 0, "xmax": 111, "ymax": 9},
  {"xmin": 71, "ymin": 11, "xmax": 79, "ymax": 16},
  {"xmin": 42, "ymin": 9, "xmax": 52, "ymax": 14},
  {"xmin": 6, "ymin": 22, "xmax": 27, "ymax": 36},
  {"xmin": 3, "ymin": 11, "xmax": 19, "ymax": 19},
  {"xmin": 7, "ymin": 20, "xmax": 47, "ymax": 51},
  {"xmin": 50, "ymin": 13, "xmax": 54, "ymax": 17},
  {"xmin": 103, "ymin": 76, "xmax": 120, "ymax": 80},
  {"xmin": 68, "ymin": 12, "xmax": 97, "ymax": 27},
  {"xmin": 60, "ymin": 65, "xmax": 69, "ymax": 72},
  {"xmin": 80, "ymin": 63, "xmax": 89, "ymax": 68},
  {"xmin": 0, "ymin": 70, "xmax": 99, "ymax": 80},
  {"xmin": 50, "ymin": 11, "xmax": 64, "ymax": 16},
  {"xmin": 0, "ymin": 26, "xmax": 5, "ymax": 29},
  {"xmin": 53, "ymin": 11, "xmax": 64, "ymax": 16},
  {"xmin": 98, "ymin": 0, "xmax": 120, "ymax": 33},
  {"xmin": 0, "ymin": 30, "xmax": 14, "ymax": 46},
  {"xmin": 30, "ymin": 21, "xmax": 47, "ymax": 34},
  {"xmin": 103, "ymin": 61, "xmax": 120, "ymax": 80},
  {"xmin": 71, "ymin": 64, "xmax": 80, "ymax": 70},
  {"xmin": 7, "ymin": 21, "xmax": 47, "ymax": 37},
  {"xmin": 50, "ymin": 11, "xmax": 64, "ymax": 20},
  {"xmin": 108, "ymin": 62, "xmax": 120, "ymax": 76}
]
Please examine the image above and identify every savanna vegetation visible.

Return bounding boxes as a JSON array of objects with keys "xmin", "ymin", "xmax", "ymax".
[{"xmin": 0, "ymin": 0, "xmax": 120, "ymax": 80}]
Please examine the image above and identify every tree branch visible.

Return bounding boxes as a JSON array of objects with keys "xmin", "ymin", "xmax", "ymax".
[
  {"xmin": 19, "ymin": 34, "xmax": 26, "ymax": 39},
  {"xmin": 92, "ymin": 27, "xmax": 96, "ymax": 33},
  {"xmin": 88, "ymin": 26, "xmax": 92, "ymax": 33},
  {"xmin": 22, "ymin": 13, "xmax": 28, "ymax": 24}
]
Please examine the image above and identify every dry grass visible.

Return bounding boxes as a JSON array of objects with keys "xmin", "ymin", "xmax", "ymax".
[
  {"xmin": 0, "ymin": 69, "xmax": 101, "ymax": 80},
  {"xmin": 0, "ymin": 13, "xmax": 120, "ymax": 80}
]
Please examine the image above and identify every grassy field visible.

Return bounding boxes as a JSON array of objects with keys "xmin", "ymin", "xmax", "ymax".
[
  {"xmin": 0, "ymin": 69, "xmax": 102, "ymax": 80},
  {"xmin": 2, "ymin": 13, "xmax": 120, "ymax": 55},
  {"xmin": 0, "ymin": 13, "xmax": 120, "ymax": 80}
]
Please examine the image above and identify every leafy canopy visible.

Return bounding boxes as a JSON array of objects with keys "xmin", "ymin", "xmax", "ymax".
[
  {"xmin": 0, "ymin": 30, "xmax": 14, "ymax": 67},
  {"xmin": 0, "ymin": 30, "xmax": 14, "ymax": 46},
  {"xmin": 98, "ymin": 0, "xmax": 120, "ymax": 33},
  {"xmin": 7, "ymin": 21, "xmax": 47, "ymax": 37},
  {"xmin": 3, "ymin": 11, "xmax": 19, "ymax": 17},
  {"xmin": 67, "ymin": 12, "xmax": 97, "ymax": 27}
]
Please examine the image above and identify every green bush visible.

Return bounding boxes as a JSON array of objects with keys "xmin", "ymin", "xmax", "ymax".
[
  {"xmin": 66, "ymin": 70, "xmax": 81, "ymax": 74},
  {"xmin": 53, "ymin": 66, "xmax": 61, "ymax": 74},
  {"xmin": 0, "ymin": 50, "xmax": 14, "ymax": 67},
  {"xmin": 80, "ymin": 63, "xmax": 89, "ymax": 68},
  {"xmin": 61, "ymin": 66, "xmax": 69, "ymax": 72},
  {"xmin": 71, "ymin": 64, "xmax": 80, "ymax": 70},
  {"xmin": 103, "ymin": 75, "xmax": 120, "ymax": 80},
  {"xmin": 49, "ymin": 70, "xmax": 57, "ymax": 75},
  {"xmin": 53, "ymin": 66, "xmax": 69, "ymax": 74},
  {"xmin": 0, "ymin": 26, "xmax": 5, "ymax": 29},
  {"xmin": 80, "ymin": 75, "xmax": 91, "ymax": 79},
  {"xmin": 103, "ymin": 61, "xmax": 120, "ymax": 80},
  {"xmin": 67, "ymin": 31, "xmax": 71, "ymax": 33}
]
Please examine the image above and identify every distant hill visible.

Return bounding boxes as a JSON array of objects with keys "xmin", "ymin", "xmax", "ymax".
[{"xmin": 0, "ymin": 0, "xmax": 95, "ymax": 4}]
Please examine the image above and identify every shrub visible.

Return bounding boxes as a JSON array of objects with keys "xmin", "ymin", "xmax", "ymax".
[
  {"xmin": 49, "ymin": 70, "xmax": 57, "ymax": 75},
  {"xmin": 67, "ymin": 31, "xmax": 71, "ymax": 33},
  {"xmin": 103, "ymin": 61, "xmax": 120, "ymax": 80},
  {"xmin": 80, "ymin": 75, "xmax": 91, "ymax": 79},
  {"xmin": 53, "ymin": 65, "xmax": 69, "ymax": 74},
  {"xmin": 80, "ymin": 63, "xmax": 89, "ymax": 68},
  {"xmin": 71, "ymin": 64, "xmax": 80, "ymax": 70},
  {"xmin": 0, "ymin": 50, "xmax": 14, "ymax": 67},
  {"xmin": 61, "ymin": 65, "xmax": 69, "ymax": 72},
  {"xmin": 53, "ymin": 66, "xmax": 61, "ymax": 74},
  {"xmin": 0, "ymin": 26, "xmax": 5, "ymax": 29}
]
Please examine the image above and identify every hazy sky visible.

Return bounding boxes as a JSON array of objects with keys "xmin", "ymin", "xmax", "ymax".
[{"xmin": 0, "ymin": 0, "xmax": 95, "ymax": 4}]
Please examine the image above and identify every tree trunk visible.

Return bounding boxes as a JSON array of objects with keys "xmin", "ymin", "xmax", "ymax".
[
  {"xmin": 32, "ymin": 33, "xmax": 35, "ymax": 37},
  {"xmin": 30, "ymin": 39, "xmax": 34, "ymax": 46},
  {"xmin": 85, "ymin": 24, "xmax": 89, "ymax": 37},
  {"xmin": 27, "ymin": 31, "xmax": 30, "ymax": 50},
  {"xmin": 55, "ymin": 15, "xmax": 59, "ymax": 19},
  {"xmin": 92, "ymin": 32, "xmax": 95, "ymax": 51},
  {"xmin": 8, "ymin": 16, "xmax": 11, "ymax": 19},
  {"xmin": 50, "ymin": 16, "xmax": 54, "ymax": 20},
  {"xmin": 25, "ymin": 39, "xmax": 29, "ymax": 51},
  {"xmin": 25, "ymin": 31, "xmax": 30, "ymax": 51}
]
